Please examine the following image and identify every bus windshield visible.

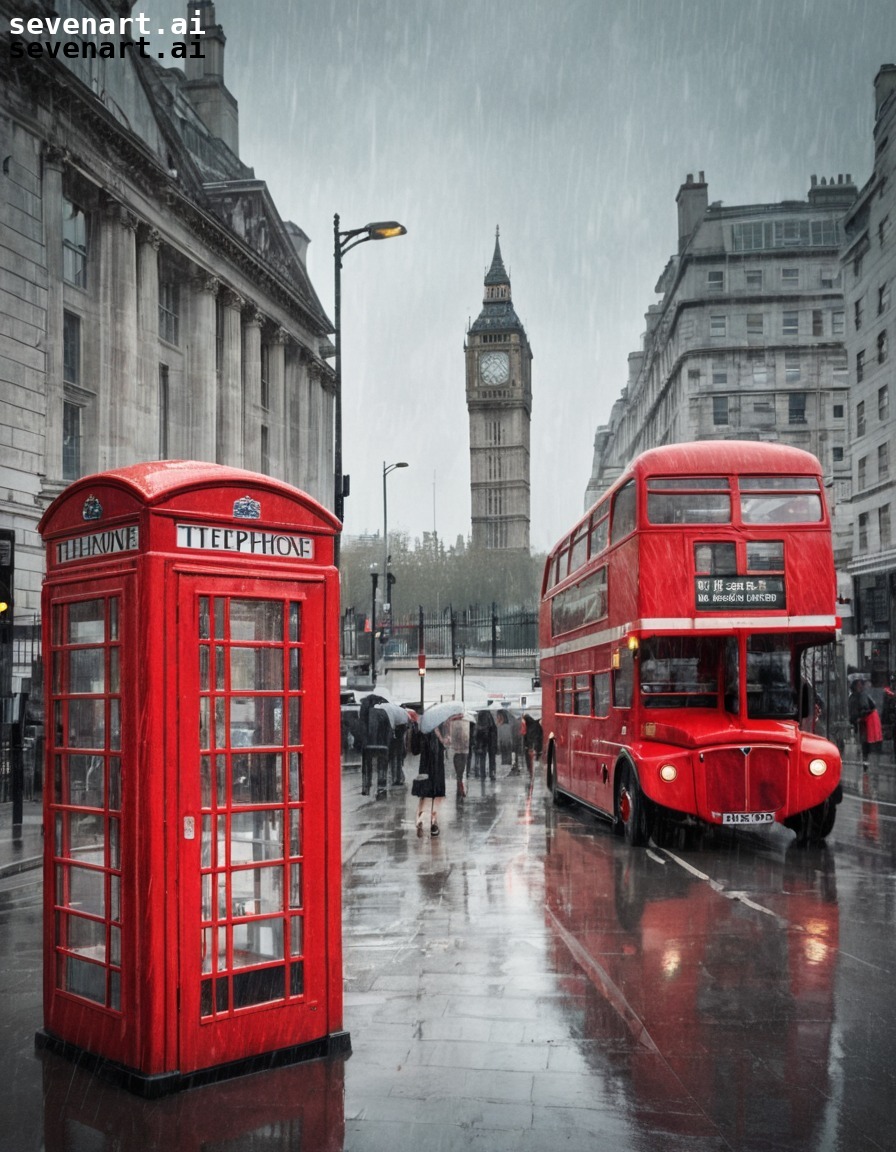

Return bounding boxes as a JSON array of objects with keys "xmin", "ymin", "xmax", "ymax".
[
  {"xmin": 640, "ymin": 637, "xmax": 721, "ymax": 708},
  {"xmin": 745, "ymin": 636, "xmax": 797, "ymax": 719}
]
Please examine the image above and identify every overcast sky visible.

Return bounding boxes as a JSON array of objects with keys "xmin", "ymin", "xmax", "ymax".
[{"xmin": 154, "ymin": 0, "xmax": 894, "ymax": 552}]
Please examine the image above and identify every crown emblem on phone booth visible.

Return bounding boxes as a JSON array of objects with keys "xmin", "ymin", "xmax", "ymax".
[
  {"xmin": 82, "ymin": 495, "xmax": 103, "ymax": 521},
  {"xmin": 233, "ymin": 495, "xmax": 261, "ymax": 520}
]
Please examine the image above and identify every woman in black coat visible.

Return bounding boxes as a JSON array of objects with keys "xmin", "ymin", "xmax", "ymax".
[{"xmin": 412, "ymin": 724, "xmax": 448, "ymax": 835}]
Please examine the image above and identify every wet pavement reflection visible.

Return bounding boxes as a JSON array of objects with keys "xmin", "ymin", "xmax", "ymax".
[{"xmin": 3, "ymin": 751, "xmax": 896, "ymax": 1149}]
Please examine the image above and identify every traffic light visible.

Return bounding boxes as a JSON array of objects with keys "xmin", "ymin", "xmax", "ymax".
[{"xmin": 0, "ymin": 529, "xmax": 13, "ymax": 621}]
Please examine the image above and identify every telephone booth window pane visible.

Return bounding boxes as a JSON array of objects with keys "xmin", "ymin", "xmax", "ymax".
[
  {"xmin": 63, "ymin": 957, "xmax": 106, "ymax": 1005},
  {"xmin": 68, "ymin": 600, "xmax": 105, "ymax": 643},
  {"xmin": 290, "ymin": 962, "xmax": 304, "ymax": 996},
  {"xmin": 109, "ymin": 759, "xmax": 120, "ymax": 810},
  {"xmin": 289, "ymin": 698, "xmax": 301, "ymax": 745},
  {"xmin": 231, "ymin": 753, "xmax": 282, "ymax": 805},
  {"xmin": 199, "ymin": 699, "xmax": 210, "ymax": 749},
  {"xmin": 289, "ymin": 809, "xmax": 301, "ymax": 856},
  {"xmin": 199, "ymin": 647, "xmax": 210, "ymax": 690},
  {"xmin": 69, "ymin": 701, "xmax": 105, "ymax": 749},
  {"xmin": 232, "ymin": 967, "xmax": 284, "ymax": 1009},
  {"xmin": 215, "ymin": 647, "xmax": 226, "ymax": 690},
  {"xmin": 289, "ymin": 602, "xmax": 301, "ymax": 642},
  {"xmin": 66, "ymin": 865, "xmax": 105, "ymax": 917},
  {"xmin": 289, "ymin": 649, "xmax": 301, "ymax": 690},
  {"xmin": 289, "ymin": 863, "xmax": 302, "ymax": 909},
  {"xmin": 214, "ymin": 599, "xmax": 225, "ymax": 638},
  {"xmin": 110, "ymin": 874, "xmax": 120, "ymax": 921},
  {"xmin": 231, "ymin": 867, "xmax": 283, "ymax": 916},
  {"xmin": 230, "ymin": 600, "xmax": 282, "ymax": 641},
  {"xmin": 201, "ymin": 755, "xmax": 212, "ymax": 807},
  {"xmin": 109, "ymin": 648, "xmax": 120, "ymax": 692},
  {"xmin": 231, "ymin": 647, "xmax": 283, "ymax": 691},
  {"xmin": 289, "ymin": 753, "xmax": 302, "ymax": 800},
  {"xmin": 290, "ymin": 917, "xmax": 303, "ymax": 956},
  {"xmin": 69, "ymin": 649, "xmax": 104, "ymax": 693},
  {"xmin": 109, "ymin": 818, "xmax": 120, "ymax": 869},
  {"xmin": 109, "ymin": 699, "xmax": 120, "ymax": 749},
  {"xmin": 199, "ymin": 597, "xmax": 211, "ymax": 639},
  {"xmin": 231, "ymin": 810, "xmax": 283, "ymax": 862}
]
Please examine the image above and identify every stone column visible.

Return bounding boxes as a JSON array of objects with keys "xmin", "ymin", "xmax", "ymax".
[
  {"xmin": 268, "ymin": 327, "xmax": 287, "ymax": 479},
  {"xmin": 217, "ymin": 288, "xmax": 243, "ymax": 466},
  {"xmin": 136, "ymin": 226, "xmax": 161, "ymax": 460},
  {"xmin": 41, "ymin": 145, "xmax": 66, "ymax": 491},
  {"xmin": 187, "ymin": 273, "xmax": 218, "ymax": 462},
  {"xmin": 98, "ymin": 196, "xmax": 138, "ymax": 470},
  {"xmin": 241, "ymin": 307, "xmax": 263, "ymax": 470}
]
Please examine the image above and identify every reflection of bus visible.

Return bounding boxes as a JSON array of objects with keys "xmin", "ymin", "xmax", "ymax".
[{"xmin": 540, "ymin": 442, "xmax": 842, "ymax": 844}]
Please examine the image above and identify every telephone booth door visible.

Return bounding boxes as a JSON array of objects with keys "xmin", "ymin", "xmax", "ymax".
[{"xmin": 176, "ymin": 573, "xmax": 329, "ymax": 1072}]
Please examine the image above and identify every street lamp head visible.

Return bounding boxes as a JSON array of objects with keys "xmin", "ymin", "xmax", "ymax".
[{"xmin": 366, "ymin": 222, "xmax": 407, "ymax": 240}]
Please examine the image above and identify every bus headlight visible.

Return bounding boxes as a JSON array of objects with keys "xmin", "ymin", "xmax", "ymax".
[
  {"xmin": 808, "ymin": 758, "xmax": 827, "ymax": 777},
  {"xmin": 659, "ymin": 763, "xmax": 678, "ymax": 783}
]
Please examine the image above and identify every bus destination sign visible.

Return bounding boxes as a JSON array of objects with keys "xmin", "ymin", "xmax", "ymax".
[{"xmin": 695, "ymin": 576, "xmax": 785, "ymax": 611}]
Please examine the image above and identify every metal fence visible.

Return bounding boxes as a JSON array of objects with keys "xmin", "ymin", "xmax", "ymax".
[{"xmin": 341, "ymin": 603, "xmax": 539, "ymax": 666}]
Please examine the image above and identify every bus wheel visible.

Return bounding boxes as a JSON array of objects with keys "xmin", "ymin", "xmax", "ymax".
[
  {"xmin": 617, "ymin": 765, "xmax": 649, "ymax": 846},
  {"xmin": 546, "ymin": 745, "xmax": 567, "ymax": 806},
  {"xmin": 793, "ymin": 799, "xmax": 837, "ymax": 845}
]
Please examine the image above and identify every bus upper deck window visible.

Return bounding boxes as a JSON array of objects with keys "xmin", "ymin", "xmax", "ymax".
[
  {"xmin": 739, "ymin": 476, "xmax": 823, "ymax": 524},
  {"xmin": 646, "ymin": 476, "xmax": 731, "ymax": 524},
  {"xmin": 611, "ymin": 481, "xmax": 637, "ymax": 542}
]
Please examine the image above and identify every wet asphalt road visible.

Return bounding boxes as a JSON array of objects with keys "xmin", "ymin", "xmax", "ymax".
[{"xmin": 1, "ymin": 751, "xmax": 896, "ymax": 1151}]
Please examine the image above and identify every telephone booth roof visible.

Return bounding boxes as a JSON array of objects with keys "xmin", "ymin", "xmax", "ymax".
[{"xmin": 38, "ymin": 460, "xmax": 341, "ymax": 540}]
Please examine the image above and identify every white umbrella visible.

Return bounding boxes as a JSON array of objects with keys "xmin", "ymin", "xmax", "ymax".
[
  {"xmin": 420, "ymin": 700, "xmax": 475, "ymax": 734},
  {"xmin": 373, "ymin": 702, "xmax": 411, "ymax": 728}
]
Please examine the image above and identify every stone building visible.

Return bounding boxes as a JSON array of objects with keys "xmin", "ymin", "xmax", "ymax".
[
  {"xmin": 585, "ymin": 171, "xmax": 857, "ymax": 561},
  {"xmin": 465, "ymin": 231, "xmax": 532, "ymax": 551},
  {"xmin": 1, "ymin": 0, "xmax": 334, "ymax": 647},
  {"xmin": 842, "ymin": 65, "xmax": 896, "ymax": 684}
]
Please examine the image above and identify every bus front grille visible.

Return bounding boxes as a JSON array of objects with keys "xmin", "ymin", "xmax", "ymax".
[{"xmin": 702, "ymin": 745, "xmax": 789, "ymax": 813}]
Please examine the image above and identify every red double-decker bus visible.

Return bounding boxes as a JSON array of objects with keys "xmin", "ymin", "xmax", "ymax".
[{"xmin": 540, "ymin": 441, "xmax": 842, "ymax": 845}]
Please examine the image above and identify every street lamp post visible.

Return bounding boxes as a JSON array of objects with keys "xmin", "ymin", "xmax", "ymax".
[
  {"xmin": 369, "ymin": 564, "xmax": 379, "ymax": 687},
  {"xmin": 332, "ymin": 215, "xmax": 407, "ymax": 568},
  {"xmin": 382, "ymin": 460, "xmax": 409, "ymax": 589}
]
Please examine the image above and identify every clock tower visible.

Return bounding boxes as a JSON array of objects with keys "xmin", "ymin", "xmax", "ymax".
[{"xmin": 465, "ymin": 229, "xmax": 532, "ymax": 551}]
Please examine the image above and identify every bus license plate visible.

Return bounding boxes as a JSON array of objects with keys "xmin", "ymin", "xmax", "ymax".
[{"xmin": 722, "ymin": 811, "xmax": 774, "ymax": 825}]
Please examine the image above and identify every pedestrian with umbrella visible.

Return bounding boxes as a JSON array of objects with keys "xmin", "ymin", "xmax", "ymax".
[{"xmin": 414, "ymin": 702, "xmax": 465, "ymax": 836}]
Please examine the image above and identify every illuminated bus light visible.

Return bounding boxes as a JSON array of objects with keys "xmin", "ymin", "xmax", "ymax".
[
  {"xmin": 659, "ymin": 764, "xmax": 678, "ymax": 783},
  {"xmin": 808, "ymin": 758, "xmax": 828, "ymax": 776}
]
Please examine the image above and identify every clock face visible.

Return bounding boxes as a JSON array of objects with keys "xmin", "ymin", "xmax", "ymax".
[{"xmin": 480, "ymin": 350, "xmax": 510, "ymax": 385}]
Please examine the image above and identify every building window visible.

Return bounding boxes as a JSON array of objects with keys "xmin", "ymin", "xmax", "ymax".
[
  {"xmin": 879, "ymin": 282, "xmax": 891, "ymax": 315},
  {"xmin": 713, "ymin": 395, "xmax": 729, "ymax": 426},
  {"xmin": 857, "ymin": 400, "xmax": 866, "ymax": 437},
  {"xmin": 878, "ymin": 329, "xmax": 889, "ymax": 364},
  {"xmin": 707, "ymin": 270, "xmax": 724, "ymax": 292},
  {"xmin": 788, "ymin": 392, "xmax": 807, "ymax": 425},
  {"xmin": 751, "ymin": 356, "xmax": 769, "ymax": 386},
  {"xmin": 711, "ymin": 358, "xmax": 727, "ymax": 386},
  {"xmin": 833, "ymin": 446, "xmax": 844, "ymax": 463},
  {"xmin": 855, "ymin": 253, "xmax": 864, "ymax": 279},
  {"xmin": 688, "ymin": 368, "xmax": 701, "ymax": 383},
  {"xmin": 880, "ymin": 385, "xmax": 890, "ymax": 422},
  {"xmin": 857, "ymin": 350, "xmax": 866, "ymax": 383},
  {"xmin": 880, "ymin": 215, "xmax": 891, "ymax": 247},
  {"xmin": 260, "ymin": 344, "xmax": 270, "ymax": 410},
  {"xmin": 879, "ymin": 442, "xmax": 890, "ymax": 481},
  {"xmin": 63, "ymin": 197, "xmax": 88, "ymax": 288},
  {"xmin": 858, "ymin": 456, "xmax": 867, "ymax": 489},
  {"xmin": 159, "ymin": 364, "xmax": 169, "ymax": 458},
  {"xmin": 782, "ymin": 311, "xmax": 798, "ymax": 336},
  {"xmin": 63, "ymin": 402, "xmax": 81, "ymax": 480},
  {"xmin": 487, "ymin": 420, "xmax": 503, "ymax": 446},
  {"xmin": 746, "ymin": 313, "xmax": 764, "ymax": 336},
  {"xmin": 158, "ymin": 280, "xmax": 180, "ymax": 345},
  {"xmin": 710, "ymin": 315, "xmax": 727, "ymax": 338},
  {"xmin": 63, "ymin": 311, "xmax": 81, "ymax": 384},
  {"xmin": 785, "ymin": 351, "xmax": 801, "ymax": 383},
  {"xmin": 782, "ymin": 267, "xmax": 799, "ymax": 287},
  {"xmin": 745, "ymin": 269, "xmax": 762, "ymax": 290},
  {"xmin": 261, "ymin": 424, "xmax": 270, "ymax": 474},
  {"xmin": 858, "ymin": 512, "xmax": 869, "ymax": 551},
  {"xmin": 855, "ymin": 298, "xmax": 864, "ymax": 330},
  {"xmin": 880, "ymin": 505, "xmax": 892, "ymax": 549},
  {"xmin": 812, "ymin": 310, "xmax": 824, "ymax": 336},
  {"xmin": 833, "ymin": 404, "xmax": 845, "ymax": 419},
  {"xmin": 820, "ymin": 266, "xmax": 841, "ymax": 289},
  {"xmin": 832, "ymin": 310, "xmax": 845, "ymax": 337}
]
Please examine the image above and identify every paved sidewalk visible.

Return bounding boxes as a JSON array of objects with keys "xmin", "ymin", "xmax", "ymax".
[{"xmin": 0, "ymin": 800, "xmax": 44, "ymax": 877}]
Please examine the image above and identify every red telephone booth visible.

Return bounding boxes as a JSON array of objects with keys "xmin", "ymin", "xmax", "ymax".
[{"xmin": 35, "ymin": 461, "xmax": 349, "ymax": 1095}]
